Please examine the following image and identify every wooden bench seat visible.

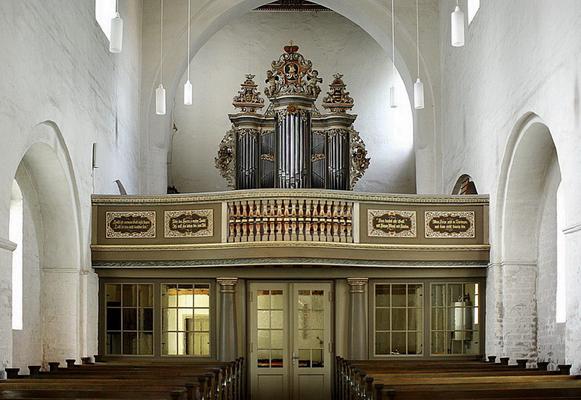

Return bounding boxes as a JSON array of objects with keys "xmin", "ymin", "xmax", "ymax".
[
  {"xmin": 336, "ymin": 357, "xmax": 581, "ymax": 400},
  {"xmin": 2, "ymin": 357, "xmax": 245, "ymax": 400}
]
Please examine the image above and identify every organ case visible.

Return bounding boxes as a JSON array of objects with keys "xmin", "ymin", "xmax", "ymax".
[{"xmin": 215, "ymin": 44, "xmax": 369, "ymax": 190}]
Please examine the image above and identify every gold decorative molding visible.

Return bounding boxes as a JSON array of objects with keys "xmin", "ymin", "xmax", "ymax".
[
  {"xmin": 105, "ymin": 211, "xmax": 156, "ymax": 239},
  {"xmin": 368, "ymin": 210, "xmax": 417, "ymax": 238},
  {"xmin": 164, "ymin": 209, "xmax": 213, "ymax": 238},
  {"xmin": 92, "ymin": 190, "xmax": 490, "ymax": 205},
  {"xmin": 425, "ymin": 211, "xmax": 475, "ymax": 239},
  {"xmin": 346, "ymin": 277, "xmax": 368, "ymax": 293},
  {"xmin": 216, "ymin": 277, "xmax": 238, "ymax": 293},
  {"xmin": 92, "ymin": 241, "xmax": 490, "ymax": 252}
]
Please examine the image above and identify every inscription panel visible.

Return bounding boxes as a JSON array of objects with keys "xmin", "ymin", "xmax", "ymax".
[
  {"xmin": 164, "ymin": 209, "xmax": 214, "ymax": 238},
  {"xmin": 105, "ymin": 211, "xmax": 156, "ymax": 239},
  {"xmin": 367, "ymin": 210, "xmax": 417, "ymax": 238},
  {"xmin": 425, "ymin": 211, "xmax": 475, "ymax": 239}
]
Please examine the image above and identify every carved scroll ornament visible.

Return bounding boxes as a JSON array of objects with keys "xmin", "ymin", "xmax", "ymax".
[
  {"xmin": 349, "ymin": 129, "xmax": 370, "ymax": 189},
  {"xmin": 215, "ymin": 129, "xmax": 236, "ymax": 188}
]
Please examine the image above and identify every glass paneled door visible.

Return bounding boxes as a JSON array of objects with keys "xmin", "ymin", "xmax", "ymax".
[{"xmin": 249, "ymin": 282, "xmax": 332, "ymax": 400}]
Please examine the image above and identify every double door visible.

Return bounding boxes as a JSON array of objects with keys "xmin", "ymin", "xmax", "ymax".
[{"xmin": 248, "ymin": 282, "xmax": 332, "ymax": 400}]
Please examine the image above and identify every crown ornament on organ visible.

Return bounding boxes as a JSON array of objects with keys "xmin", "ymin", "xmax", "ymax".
[
  {"xmin": 232, "ymin": 74, "xmax": 265, "ymax": 113},
  {"xmin": 322, "ymin": 73, "xmax": 354, "ymax": 113},
  {"xmin": 264, "ymin": 43, "xmax": 322, "ymax": 99}
]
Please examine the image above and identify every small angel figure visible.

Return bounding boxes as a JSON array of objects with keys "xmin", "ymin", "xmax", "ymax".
[
  {"xmin": 265, "ymin": 70, "xmax": 278, "ymax": 97},
  {"xmin": 306, "ymin": 70, "xmax": 322, "ymax": 97}
]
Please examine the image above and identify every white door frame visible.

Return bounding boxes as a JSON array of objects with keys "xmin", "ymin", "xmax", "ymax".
[{"xmin": 247, "ymin": 281, "xmax": 334, "ymax": 400}]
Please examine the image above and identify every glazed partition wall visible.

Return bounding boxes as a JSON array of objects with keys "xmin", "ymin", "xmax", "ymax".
[
  {"xmin": 371, "ymin": 279, "xmax": 484, "ymax": 358},
  {"xmin": 100, "ymin": 280, "xmax": 215, "ymax": 358}
]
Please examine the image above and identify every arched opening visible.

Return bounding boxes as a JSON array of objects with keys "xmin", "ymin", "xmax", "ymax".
[
  {"xmin": 452, "ymin": 174, "xmax": 478, "ymax": 195},
  {"xmin": 9, "ymin": 122, "xmax": 86, "ymax": 369},
  {"xmin": 142, "ymin": 0, "xmax": 437, "ymax": 194},
  {"xmin": 496, "ymin": 114, "xmax": 565, "ymax": 367},
  {"xmin": 170, "ymin": 8, "xmax": 415, "ymax": 193}
]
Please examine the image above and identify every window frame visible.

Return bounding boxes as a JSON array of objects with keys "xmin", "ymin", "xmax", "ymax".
[
  {"xmin": 104, "ymin": 282, "xmax": 155, "ymax": 356},
  {"xmin": 370, "ymin": 281, "xmax": 426, "ymax": 358},
  {"xmin": 369, "ymin": 278, "xmax": 485, "ymax": 359},
  {"xmin": 426, "ymin": 278, "xmax": 486, "ymax": 359},
  {"xmin": 99, "ymin": 278, "xmax": 216, "ymax": 360},
  {"xmin": 160, "ymin": 282, "xmax": 213, "ymax": 358}
]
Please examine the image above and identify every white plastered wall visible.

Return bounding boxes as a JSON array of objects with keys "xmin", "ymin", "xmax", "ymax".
[
  {"xmin": 171, "ymin": 11, "xmax": 415, "ymax": 193},
  {"xmin": 0, "ymin": 0, "xmax": 143, "ymax": 369},
  {"xmin": 439, "ymin": 0, "xmax": 581, "ymax": 373}
]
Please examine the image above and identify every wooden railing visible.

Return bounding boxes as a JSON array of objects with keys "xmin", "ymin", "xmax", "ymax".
[{"xmin": 227, "ymin": 198, "xmax": 353, "ymax": 242}]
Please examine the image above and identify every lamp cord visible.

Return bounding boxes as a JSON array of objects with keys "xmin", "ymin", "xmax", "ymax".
[
  {"xmin": 391, "ymin": 0, "xmax": 395, "ymax": 78},
  {"xmin": 187, "ymin": 0, "xmax": 190, "ymax": 82},
  {"xmin": 416, "ymin": 0, "xmax": 420, "ymax": 78},
  {"xmin": 160, "ymin": 0, "xmax": 164, "ymax": 84}
]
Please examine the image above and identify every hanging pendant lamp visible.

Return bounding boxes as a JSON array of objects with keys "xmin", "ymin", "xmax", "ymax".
[
  {"xmin": 451, "ymin": 0, "xmax": 465, "ymax": 47},
  {"xmin": 414, "ymin": 0, "xmax": 424, "ymax": 109},
  {"xmin": 109, "ymin": 0, "xmax": 123, "ymax": 53},
  {"xmin": 184, "ymin": 0, "xmax": 193, "ymax": 106},
  {"xmin": 156, "ymin": 0, "xmax": 166, "ymax": 115},
  {"xmin": 389, "ymin": 0, "xmax": 397, "ymax": 108}
]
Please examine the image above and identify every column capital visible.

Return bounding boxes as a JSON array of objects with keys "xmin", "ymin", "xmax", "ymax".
[
  {"xmin": 346, "ymin": 278, "xmax": 368, "ymax": 293},
  {"xmin": 217, "ymin": 277, "xmax": 238, "ymax": 293}
]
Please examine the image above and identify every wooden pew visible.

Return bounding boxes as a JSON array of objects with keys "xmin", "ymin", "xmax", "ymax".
[
  {"xmin": 335, "ymin": 357, "xmax": 581, "ymax": 400},
  {"xmin": 2, "ymin": 357, "xmax": 245, "ymax": 400}
]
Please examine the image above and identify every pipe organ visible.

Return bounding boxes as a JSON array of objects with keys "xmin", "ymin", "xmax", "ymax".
[{"xmin": 215, "ymin": 43, "xmax": 370, "ymax": 190}]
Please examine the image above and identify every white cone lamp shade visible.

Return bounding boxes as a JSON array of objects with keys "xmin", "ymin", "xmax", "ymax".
[
  {"xmin": 109, "ymin": 12, "xmax": 123, "ymax": 53},
  {"xmin": 451, "ymin": 5, "xmax": 465, "ymax": 47},
  {"xmin": 156, "ymin": 84, "xmax": 166, "ymax": 115},
  {"xmin": 414, "ymin": 78, "xmax": 424, "ymax": 109},
  {"xmin": 184, "ymin": 80, "xmax": 192, "ymax": 106},
  {"xmin": 390, "ymin": 86, "xmax": 397, "ymax": 108}
]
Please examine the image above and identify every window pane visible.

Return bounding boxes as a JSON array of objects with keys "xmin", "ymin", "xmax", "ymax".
[
  {"xmin": 106, "ymin": 284, "xmax": 121, "ymax": 307},
  {"xmin": 194, "ymin": 285, "xmax": 210, "ymax": 308},
  {"xmin": 123, "ymin": 308, "xmax": 137, "ymax": 331},
  {"xmin": 107, "ymin": 308, "xmax": 121, "ymax": 331},
  {"xmin": 391, "ymin": 332, "xmax": 406, "ymax": 355},
  {"xmin": 392, "ymin": 285, "xmax": 406, "ymax": 307},
  {"xmin": 123, "ymin": 332, "xmax": 138, "ymax": 354},
  {"xmin": 107, "ymin": 333, "xmax": 121, "ymax": 354},
  {"xmin": 122, "ymin": 285, "xmax": 137, "ymax": 307},
  {"xmin": 140, "ymin": 308, "xmax": 154, "ymax": 331},
  {"xmin": 375, "ymin": 308, "xmax": 390, "ymax": 331},
  {"xmin": 392, "ymin": 308, "xmax": 406, "ymax": 331},
  {"xmin": 376, "ymin": 285, "xmax": 390, "ymax": 307},
  {"xmin": 408, "ymin": 284, "xmax": 423, "ymax": 307},
  {"xmin": 257, "ymin": 290, "xmax": 270, "ymax": 309},
  {"xmin": 139, "ymin": 285, "xmax": 153, "ymax": 307},
  {"xmin": 375, "ymin": 332, "xmax": 389, "ymax": 355},
  {"xmin": 139, "ymin": 332, "xmax": 153, "ymax": 355}
]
